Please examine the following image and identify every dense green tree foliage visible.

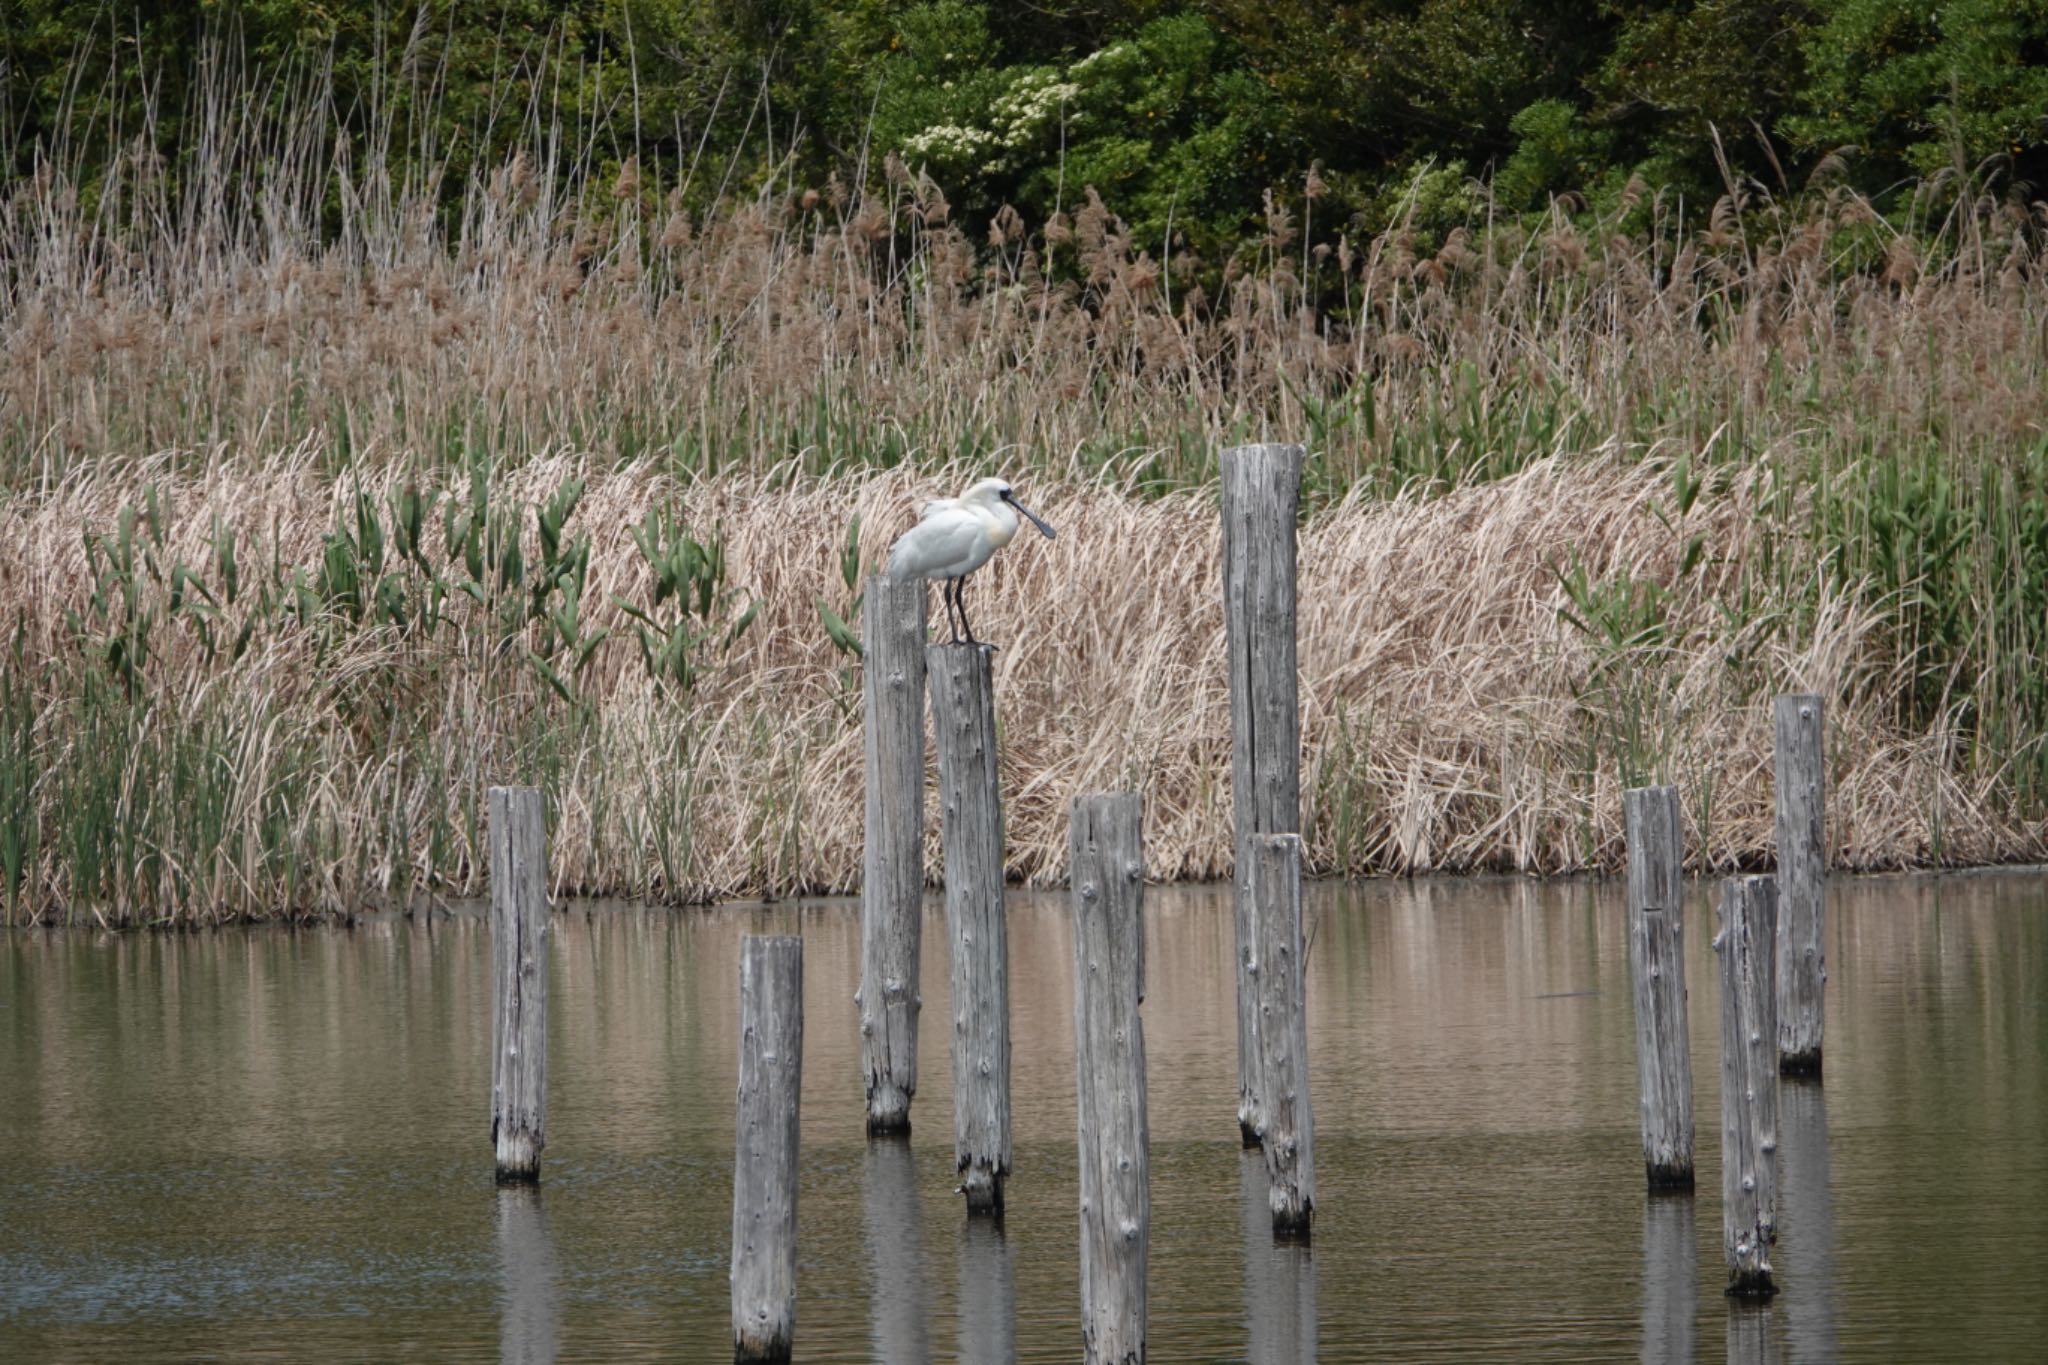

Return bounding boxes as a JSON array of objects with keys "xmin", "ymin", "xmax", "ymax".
[{"xmin": 3, "ymin": 0, "xmax": 2043, "ymax": 250}]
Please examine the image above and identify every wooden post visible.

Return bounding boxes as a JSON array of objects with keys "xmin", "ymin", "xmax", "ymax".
[
  {"xmin": 1248, "ymin": 832, "xmax": 1315, "ymax": 1239},
  {"xmin": 1773, "ymin": 693, "xmax": 1826, "ymax": 1077},
  {"xmin": 1714, "ymin": 876, "xmax": 1779, "ymax": 1298},
  {"xmin": 1224, "ymin": 442, "xmax": 1303, "ymax": 1147},
  {"xmin": 489, "ymin": 786, "xmax": 550, "ymax": 1183},
  {"xmin": 1624, "ymin": 784, "xmax": 1695, "ymax": 1191},
  {"xmin": 860, "ymin": 573, "xmax": 928, "ymax": 1135},
  {"xmin": 929, "ymin": 642, "xmax": 1011, "ymax": 1215},
  {"xmin": 1071, "ymin": 793, "xmax": 1149, "ymax": 1365},
  {"xmin": 731, "ymin": 935, "xmax": 804, "ymax": 1362}
]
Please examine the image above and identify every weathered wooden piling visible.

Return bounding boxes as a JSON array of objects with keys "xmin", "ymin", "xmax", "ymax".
[
  {"xmin": 1247, "ymin": 832, "xmax": 1316, "ymax": 1239},
  {"xmin": 1773, "ymin": 693, "xmax": 1826, "ymax": 1077},
  {"xmin": 929, "ymin": 642, "xmax": 1011, "ymax": 1215},
  {"xmin": 1715, "ymin": 876, "xmax": 1780, "ymax": 1297},
  {"xmin": 489, "ymin": 786, "xmax": 550, "ymax": 1184},
  {"xmin": 1223, "ymin": 441, "xmax": 1303, "ymax": 1147},
  {"xmin": 731, "ymin": 935, "xmax": 804, "ymax": 1362},
  {"xmin": 1624, "ymin": 784, "xmax": 1695, "ymax": 1191},
  {"xmin": 1070, "ymin": 793, "xmax": 1149, "ymax": 1365},
  {"xmin": 860, "ymin": 573, "xmax": 929, "ymax": 1135}
]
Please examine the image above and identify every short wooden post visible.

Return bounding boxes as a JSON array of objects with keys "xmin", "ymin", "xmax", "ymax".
[
  {"xmin": 1248, "ymin": 832, "xmax": 1315, "ymax": 1239},
  {"xmin": 732, "ymin": 935, "xmax": 803, "ymax": 1362},
  {"xmin": 1071, "ymin": 793, "xmax": 1149, "ymax": 1365},
  {"xmin": 1224, "ymin": 442, "xmax": 1303, "ymax": 1147},
  {"xmin": 1625, "ymin": 784, "xmax": 1695, "ymax": 1191},
  {"xmin": 929, "ymin": 642, "xmax": 1011, "ymax": 1215},
  {"xmin": 1714, "ymin": 876, "xmax": 1780, "ymax": 1297},
  {"xmin": 489, "ymin": 786, "xmax": 550, "ymax": 1183},
  {"xmin": 860, "ymin": 573, "xmax": 928, "ymax": 1135},
  {"xmin": 1773, "ymin": 693, "xmax": 1826, "ymax": 1077}
]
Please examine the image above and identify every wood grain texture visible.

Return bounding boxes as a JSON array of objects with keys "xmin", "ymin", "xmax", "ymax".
[
  {"xmin": 929, "ymin": 642, "xmax": 1011, "ymax": 1215},
  {"xmin": 1248, "ymin": 832, "xmax": 1316, "ymax": 1239},
  {"xmin": 1715, "ymin": 876, "xmax": 1780, "ymax": 1298},
  {"xmin": 731, "ymin": 935, "xmax": 804, "ymax": 1361},
  {"xmin": 859, "ymin": 573, "xmax": 928, "ymax": 1134},
  {"xmin": 1773, "ymin": 693, "xmax": 1826, "ymax": 1077},
  {"xmin": 1625, "ymin": 784, "xmax": 1695, "ymax": 1191},
  {"xmin": 1070, "ymin": 793, "xmax": 1149, "ymax": 1365},
  {"xmin": 1223, "ymin": 442, "xmax": 1303, "ymax": 1146},
  {"xmin": 489, "ymin": 786, "xmax": 550, "ymax": 1183}
]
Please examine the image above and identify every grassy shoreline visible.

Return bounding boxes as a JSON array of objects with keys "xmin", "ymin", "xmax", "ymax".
[
  {"xmin": 5, "ymin": 137, "xmax": 2046, "ymax": 922},
  {"xmin": 2, "ymin": 450, "xmax": 2039, "ymax": 926}
]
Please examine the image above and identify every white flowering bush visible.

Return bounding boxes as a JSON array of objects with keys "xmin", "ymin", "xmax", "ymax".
[{"xmin": 873, "ymin": 7, "xmax": 1279, "ymax": 249}]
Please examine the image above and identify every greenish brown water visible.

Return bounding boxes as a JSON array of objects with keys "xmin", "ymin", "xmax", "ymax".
[{"xmin": 1, "ymin": 874, "xmax": 2044, "ymax": 1361}]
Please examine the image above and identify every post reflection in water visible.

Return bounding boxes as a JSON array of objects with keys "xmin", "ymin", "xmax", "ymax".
[
  {"xmin": 495, "ymin": 1185, "xmax": 561, "ymax": 1365},
  {"xmin": 956, "ymin": 1213, "xmax": 1018, "ymax": 1365},
  {"xmin": 861, "ymin": 1137, "xmax": 930, "ymax": 1365},
  {"xmin": 1639, "ymin": 1194, "xmax": 1696, "ymax": 1365},
  {"xmin": 1239, "ymin": 1150, "xmax": 1317, "ymax": 1364},
  {"xmin": 1779, "ymin": 1080, "xmax": 1838, "ymax": 1362},
  {"xmin": 1725, "ymin": 1300, "xmax": 1783, "ymax": 1365},
  {"xmin": 5, "ymin": 874, "xmax": 2047, "ymax": 1362}
]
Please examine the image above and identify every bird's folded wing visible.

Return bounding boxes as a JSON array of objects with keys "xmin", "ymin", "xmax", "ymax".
[
  {"xmin": 917, "ymin": 496, "xmax": 962, "ymax": 520},
  {"xmin": 888, "ymin": 509, "xmax": 983, "ymax": 578}
]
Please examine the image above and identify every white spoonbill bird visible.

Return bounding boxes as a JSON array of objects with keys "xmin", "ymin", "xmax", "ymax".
[{"xmin": 885, "ymin": 477, "xmax": 1056, "ymax": 645}]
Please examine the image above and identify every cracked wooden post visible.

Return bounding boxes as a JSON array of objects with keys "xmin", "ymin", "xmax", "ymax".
[
  {"xmin": 489, "ymin": 786, "xmax": 549, "ymax": 1184},
  {"xmin": 1071, "ymin": 793, "xmax": 1148, "ymax": 1365},
  {"xmin": 929, "ymin": 642, "xmax": 1011, "ymax": 1215},
  {"xmin": 731, "ymin": 935, "xmax": 804, "ymax": 1362},
  {"xmin": 1625, "ymin": 784, "xmax": 1695, "ymax": 1191},
  {"xmin": 1715, "ymin": 876, "xmax": 1780, "ymax": 1298},
  {"xmin": 859, "ymin": 573, "xmax": 928, "ymax": 1134},
  {"xmin": 1774, "ymin": 693, "xmax": 1826, "ymax": 1077},
  {"xmin": 1248, "ymin": 832, "xmax": 1315, "ymax": 1239},
  {"xmin": 1224, "ymin": 442, "xmax": 1303, "ymax": 1148}
]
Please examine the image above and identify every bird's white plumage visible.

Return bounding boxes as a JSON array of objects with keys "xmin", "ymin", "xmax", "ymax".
[
  {"xmin": 885, "ymin": 477, "xmax": 1045, "ymax": 583},
  {"xmin": 883, "ymin": 476, "xmax": 1056, "ymax": 644}
]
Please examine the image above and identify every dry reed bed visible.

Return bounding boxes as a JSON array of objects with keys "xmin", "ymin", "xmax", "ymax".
[
  {"xmin": 2, "ymin": 449, "xmax": 2031, "ymax": 924},
  {"xmin": 4, "ymin": 152, "xmax": 2046, "ymax": 491}
]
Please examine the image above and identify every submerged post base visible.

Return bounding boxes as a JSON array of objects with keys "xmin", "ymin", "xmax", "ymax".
[
  {"xmin": 1725, "ymin": 1269, "xmax": 1778, "ymax": 1300},
  {"xmin": 734, "ymin": 1330, "xmax": 793, "ymax": 1364},
  {"xmin": 1645, "ymin": 1162, "xmax": 1696, "ymax": 1193},
  {"xmin": 960, "ymin": 1162, "xmax": 1005, "ymax": 1216},
  {"xmin": 1271, "ymin": 1196, "xmax": 1312, "ymax": 1245}
]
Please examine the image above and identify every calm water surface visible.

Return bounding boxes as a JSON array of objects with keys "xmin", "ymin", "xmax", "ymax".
[{"xmin": 2, "ymin": 874, "xmax": 2044, "ymax": 1362}]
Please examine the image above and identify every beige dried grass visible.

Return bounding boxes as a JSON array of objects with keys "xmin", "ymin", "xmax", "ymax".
[{"xmin": 2, "ymin": 447, "xmax": 2032, "ymax": 923}]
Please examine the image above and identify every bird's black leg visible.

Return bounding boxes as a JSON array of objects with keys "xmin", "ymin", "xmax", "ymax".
[
  {"xmin": 958, "ymin": 577, "xmax": 981, "ymax": 646},
  {"xmin": 943, "ymin": 578, "xmax": 964, "ymax": 644}
]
